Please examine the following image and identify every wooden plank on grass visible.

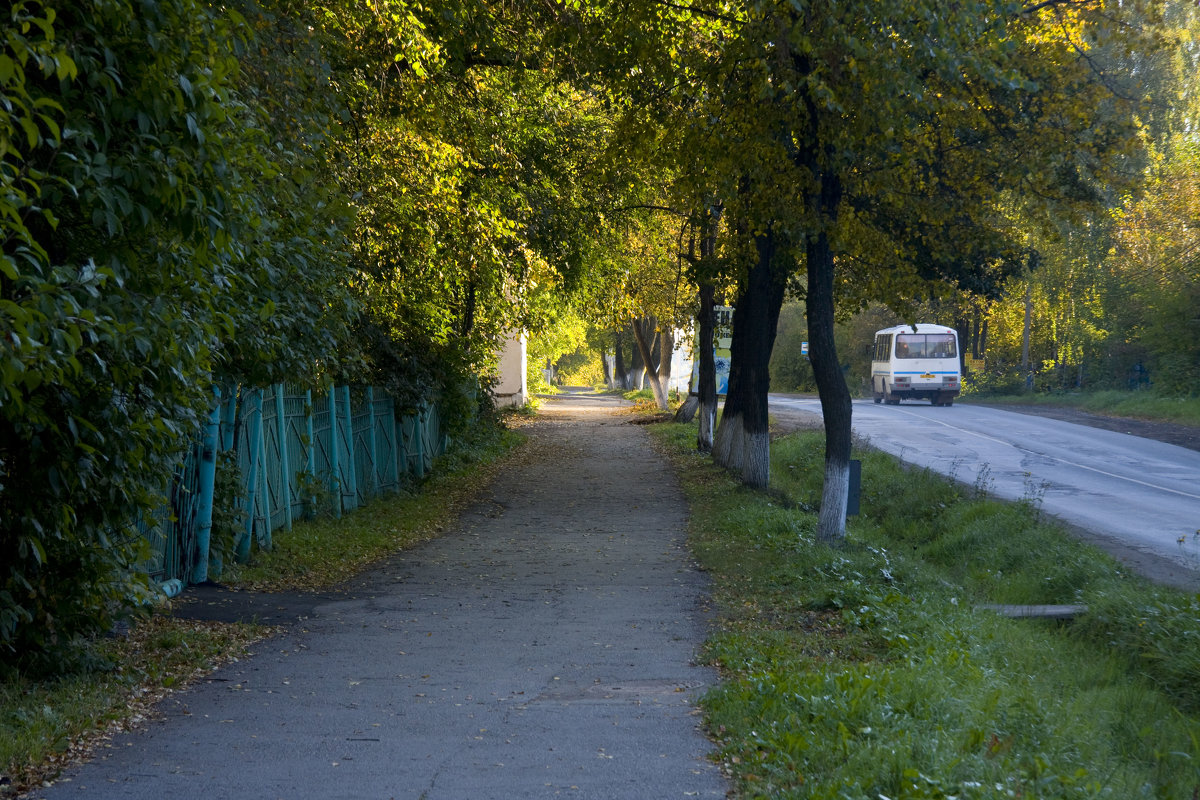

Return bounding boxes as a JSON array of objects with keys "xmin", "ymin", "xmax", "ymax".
[{"xmin": 978, "ymin": 604, "xmax": 1087, "ymax": 620}]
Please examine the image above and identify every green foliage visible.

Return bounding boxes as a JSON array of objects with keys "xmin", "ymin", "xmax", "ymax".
[
  {"xmin": 1, "ymin": 0, "xmax": 357, "ymax": 673},
  {"xmin": 295, "ymin": 469, "xmax": 339, "ymax": 522},
  {"xmin": 527, "ymin": 308, "xmax": 590, "ymax": 393},
  {"xmin": 554, "ymin": 346, "xmax": 606, "ymax": 387},
  {"xmin": 2, "ymin": 0, "xmax": 233, "ymax": 672},
  {"xmin": 932, "ymin": 10, "xmax": 1200, "ymax": 399},
  {"xmin": 318, "ymin": 0, "xmax": 618, "ymax": 410},
  {"xmin": 770, "ymin": 304, "xmax": 903, "ymax": 396},
  {"xmin": 206, "ymin": 452, "xmax": 247, "ymax": 578}
]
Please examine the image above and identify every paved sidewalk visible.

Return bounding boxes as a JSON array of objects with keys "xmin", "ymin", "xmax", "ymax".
[{"xmin": 31, "ymin": 392, "xmax": 728, "ymax": 800}]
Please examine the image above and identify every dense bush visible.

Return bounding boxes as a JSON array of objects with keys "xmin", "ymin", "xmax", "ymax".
[{"xmin": 0, "ymin": 0, "xmax": 356, "ymax": 673}]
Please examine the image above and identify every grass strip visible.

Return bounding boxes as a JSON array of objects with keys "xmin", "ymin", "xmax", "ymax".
[
  {"xmin": 652, "ymin": 421, "xmax": 1200, "ymax": 799},
  {"xmin": 1, "ymin": 616, "xmax": 266, "ymax": 796},
  {"xmin": 221, "ymin": 424, "xmax": 524, "ymax": 591}
]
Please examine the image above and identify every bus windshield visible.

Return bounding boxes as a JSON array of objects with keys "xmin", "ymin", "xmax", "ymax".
[{"xmin": 895, "ymin": 333, "xmax": 957, "ymax": 359}]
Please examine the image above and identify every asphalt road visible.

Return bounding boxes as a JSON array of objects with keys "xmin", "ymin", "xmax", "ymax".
[{"xmin": 769, "ymin": 394, "xmax": 1200, "ymax": 589}]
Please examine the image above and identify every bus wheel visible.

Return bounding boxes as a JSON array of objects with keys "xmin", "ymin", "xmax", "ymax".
[{"xmin": 883, "ymin": 386, "xmax": 899, "ymax": 405}]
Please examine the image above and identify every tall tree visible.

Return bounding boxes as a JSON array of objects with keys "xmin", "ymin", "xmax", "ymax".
[
  {"xmin": 316, "ymin": 0, "xmax": 618, "ymax": 413},
  {"xmin": 588, "ymin": 0, "xmax": 1160, "ymax": 538}
]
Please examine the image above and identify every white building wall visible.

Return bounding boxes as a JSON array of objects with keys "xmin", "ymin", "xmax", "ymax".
[{"xmin": 493, "ymin": 331, "xmax": 527, "ymax": 408}]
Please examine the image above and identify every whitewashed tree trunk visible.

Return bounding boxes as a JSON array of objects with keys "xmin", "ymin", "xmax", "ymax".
[
  {"xmin": 803, "ymin": 143, "xmax": 852, "ymax": 544},
  {"xmin": 712, "ymin": 410, "xmax": 739, "ymax": 468},
  {"xmin": 741, "ymin": 428, "xmax": 770, "ymax": 487},
  {"xmin": 644, "ymin": 370, "xmax": 669, "ymax": 410},
  {"xmin": 655, "ymin": 328, "xmax": 674, "ymax": 407},
  {"xmin": 631, "ymin": 317, "xmax": 671, "ymax": 410},
  {"xmin": 718, "ymin": 413, "xmax": 746, "ymax": 473},
  {"xmin": 817, "ymin": 459, "xmax": 850, "ymax": 543},
  {"xmin": 697, "ymin": 397, "xmax": 716, "ymax": 453}
]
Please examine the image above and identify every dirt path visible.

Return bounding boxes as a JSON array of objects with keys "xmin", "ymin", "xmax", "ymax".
[{"xmin": 32, "ymin": 391, "xmax": 727, "ymax": 800}]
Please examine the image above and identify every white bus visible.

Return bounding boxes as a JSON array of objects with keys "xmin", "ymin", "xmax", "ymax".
[{"xmin": 870, "ymin": 324, "xmax": 961, "ymax": 406}]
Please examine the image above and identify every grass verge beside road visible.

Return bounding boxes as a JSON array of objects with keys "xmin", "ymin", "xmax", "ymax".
[{"xmin": 652, "ymin": 421, "xmax": 1200, "ymax": 799}]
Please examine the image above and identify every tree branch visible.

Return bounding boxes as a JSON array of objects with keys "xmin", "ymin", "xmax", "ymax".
[
  {"xmin": 648, "ymin": 0, "xmax": 744, "ymax": 25},
  {"xmin": 1019, "ymin": 0, "xmax": 1091, "ymax": 15},
  {"xmin": 610, "ymin": 203, "xmax": 688, "ymax": 217}
]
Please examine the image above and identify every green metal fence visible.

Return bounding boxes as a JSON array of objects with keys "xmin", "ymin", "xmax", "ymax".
[{"xmin": 145, "ymin": 383, "xmax": 447, "ymax": 590}]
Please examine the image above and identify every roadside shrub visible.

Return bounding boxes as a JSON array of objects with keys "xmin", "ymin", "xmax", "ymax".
[{"xmin": 1, "ymin": 0, "xmax": 357, "ymax": 674}]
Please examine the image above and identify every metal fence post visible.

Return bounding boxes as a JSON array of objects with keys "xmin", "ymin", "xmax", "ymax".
[
  {"xmin": 276, "ymin": 383, "xmax": 291, "ymax": 532},
  {"xmin": 342, "ymin": 385, "xmax": 358, "ymax": 504},
  {"xmin": 257, "ymin": 397, "xmax": 272, "ymax": 550},
  {"xmin": 412, "ymin": 406, "xmax": 425, "ymax": 478},
  {"xmin": 329, "ymin": 385, "xmax": 341, "ymax": 519},
  {"xmin": 366, "ymin": 386, "xmax": 379, "ymax": 499},
  {"xmin": 236, "ymin": 388, "xmax": 263, "ymax": 563},
  {"xmin": 220, "ymin": 386, "xmax": 237, "ymax": 452},
  {"xmin": 190, "ymin": 388, "xmax": 222, "ymax": 584},
  {"xmin": 391, "ymin": 397, "xmax": 401, "ymax": 491},
  {"xmin": 305, "ymin": 389, "xmax": 316, "ymax": 478},
  {"xmin": 397, "ymin": 412, "xmax": 410, "ymax": 478}
]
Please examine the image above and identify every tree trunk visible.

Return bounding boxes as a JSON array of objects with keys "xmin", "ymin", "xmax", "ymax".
[
  {"xmin": 673, "ymin": 392, "xmax": 698, "ymax": 422},
  {"xmin": 955, "ymin": 314, "xmax": 969, "ymax": 378},
  {"xmin": 632, "ymin": 316, "xmax": 670, "ymax": 410},
  {"xmin": 613, "ymin": 329, "xmax": 627, "ymax": 390},
  {"xmin": 628, "ymin": 322, "xmax": 645, "ymax": 389},
  {"xmin": 657, "ymin": 326, "xmax": 674, "ymax": 404},
  {"xmin": 696, "ymin": 280, "xmax": 717, "ymax": 452},
  {"xmin": 712, "ymin": 281, "xmax": 748, "ymax": 470},
  {"xmin": 805, "ymin": 169, "xmax": 851, "ymax": 544},
  {"xmin": 712, "ymin": 230, "xmax": 786, "ymax": 487}
]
